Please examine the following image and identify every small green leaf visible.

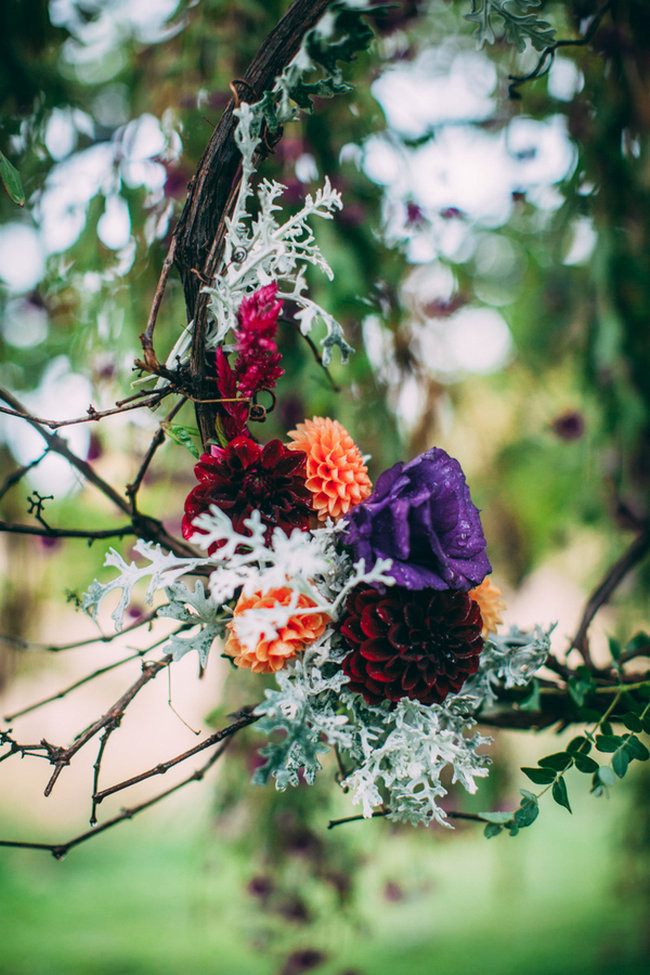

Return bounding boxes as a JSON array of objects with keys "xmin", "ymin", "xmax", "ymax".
[
  {"xmin": 624, "ymin": 632, "xmax": 650, "ymax": 655},
  {"xmin": 622, "ymin": 712, "xmax": 643, "ymax": 732},
  {"xmin": 519, "ymin": 679, "xmax": 541, "ymax": 711},
  {"xmin": 538, "ymin": 752, "xmax": 572, "ymax": 771},
  {"xmin": 612, "ymin": 749, "xmax": 629, "ymax": 778},
  {"xmin": 577, "ymin": 707, "xmax": 601, "ymax": 722},
  {"xmin": 0, "ymin": 149, "xmax": 25, "ymax": 206},
  {"xmin": 624, "ymin": 736, "xmax": 650, "ymax": 761},
  {"xmin": 522, "ymin": 766, "xmax": 556, "ymax": 784},
  {"xmin": 637, "ymin": 684, "xmax": 650, "ymax": 700},
  {"xmin": 595, "ymin": 734, "xmax": 623, "ymax": 753},
  {"xmin": 574, "ymin": 753, "xmax": 599, "ymax": 774},
  {"xmin": 567, "ymin": 736, "xmax": 591, "ymax": 755},
  {"xmin": 552, "ymin": 777, "xmax": 572, "ymax": 813},
  {"xmin": 607, "ymin": 636, "xmax": 621, "ymax": 661},
  {"xmin": 478, "ymin": 811, "xmax": 513, "ymax": 825},
  {"xmin": 600, "ymin": 720, "xmax": 613, "ymax": 735},
  {"xmin": 514, "ymin": 799, "xmax": 539, "ymax": 829},
  {"xmin": 484, "ymin": 823, "xmax": 503, "ymax": 839},
  {"xmin": 165, "ymin": 424, "xmax": 201, "ymax": 458}
]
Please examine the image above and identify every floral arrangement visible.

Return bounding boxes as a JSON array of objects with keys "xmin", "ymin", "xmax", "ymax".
[
  {"xmin": 79, "ymin": 4, "xmax": 552, "ymax": 829},
  {"xmin": 85, "ymin": 274, "xmax": 549, "ymax": 827}
]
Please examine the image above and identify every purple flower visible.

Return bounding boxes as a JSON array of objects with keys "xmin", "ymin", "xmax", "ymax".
[{"xmin": 342, "ymin": 446, "xmax": 491, "ymax": 591}]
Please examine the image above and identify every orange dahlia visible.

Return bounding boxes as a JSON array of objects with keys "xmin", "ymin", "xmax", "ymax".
[
  {"xmin": 223, "ymin": 587, "xmax": 330, "ymax": 674},
  {"xmin": 287, "ymin": 417, "xmax": 372, "ymax": 522},
  {"xmin": 469, "ymin": 578, "xmax": 505, "ymax": 637}
]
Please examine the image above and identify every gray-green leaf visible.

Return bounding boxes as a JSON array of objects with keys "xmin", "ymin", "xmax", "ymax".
[{"xmin": 0, "ymin": 149, "xmax": 25, "ymax": 207}]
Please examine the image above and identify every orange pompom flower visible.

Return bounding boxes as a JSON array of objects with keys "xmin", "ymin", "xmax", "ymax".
[
  {"xmin": 469, "ymin": 578, "xmax": 505, "ymax": 637},
  {"xmin": 287, "ymin": 416, "xmax": 372, "ymax": 522},
  {"xmin": 223, "ymin": 587, "xmax": 330, "ymax": 674}
]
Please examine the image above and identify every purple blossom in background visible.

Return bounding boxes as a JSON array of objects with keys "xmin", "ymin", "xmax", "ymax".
[{"xmin": 342, "ymin": 446, "xmax": 491, "ymax": 591}]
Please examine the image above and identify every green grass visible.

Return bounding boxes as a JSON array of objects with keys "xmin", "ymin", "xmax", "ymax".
[{"xmin": 0, "ymin": 778, "xmax": 647, "ymax": 975}]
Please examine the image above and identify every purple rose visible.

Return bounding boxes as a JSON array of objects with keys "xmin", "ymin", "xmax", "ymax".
[{"xmin": 342, "ymin": 447, "xmax": 491, "ymax": 591}]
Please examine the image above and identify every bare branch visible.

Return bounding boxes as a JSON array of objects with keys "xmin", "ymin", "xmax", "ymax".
[
  {"xmin": 3, "ymin": 631, "xmax": 190, "ymax": 721},
  {"xmin": 127, "ymin": 395, "xmax": 188, "ymax": 508},
  {"xmin": 0, "ymin": 736, "xmax": 233, "ymax": 859},
  {"xmin": 0, "ymin": 386, "xmax": 197, "ymax": 558},
  {"xmin": 0, "ymin": 450, "xmax": 48, "ymax": 499},
  {"xmin": 0, "ymin": 521, "xmax": 136, "ymax": 541},
  {"xmin": 0, "ymin": 610, "xmax": 158, "ymax": 654},
  {"xmin": 42, "ymin": 657, "xmax": 172, "ymax": 797},
  {"xmin": 92, "ymin": 708, "xmax": 259, "ymax": 805},
  {"xmin": 139, "ymin": 235, "xmax": 178, "ymax": 372},
  {"xmin": 0, "ymin": 391, "xmax": 171, "ymax": 430},
  {"xmin": 570, "ymin": 526, "xmax": 650, "ymax": 666}
]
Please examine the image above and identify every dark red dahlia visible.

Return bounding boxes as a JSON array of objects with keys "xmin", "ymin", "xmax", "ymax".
[
  {"xmin": 182, "ymin": 435, "xmax": 312, "ymax": 551},
  {"xmin": 339, "ymin": 586, "xmax": 483, "ymax": 706}
]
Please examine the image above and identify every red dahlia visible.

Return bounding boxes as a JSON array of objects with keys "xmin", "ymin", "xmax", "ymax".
[
  {"xmin": 339, "ymin": 586, "xmax": 483, "ymax": 706},
  {"xmin": 182, "ymin": 435, "xmax": 312, "ymax": 551}
]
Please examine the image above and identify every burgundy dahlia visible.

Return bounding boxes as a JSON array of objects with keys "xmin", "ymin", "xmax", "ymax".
[
  {"xmin": 340, "ymin": 585, "xmax": 483, "ymax": 706},
  {"xmin": 182, "ymin": 435, "xmax": 312, "ymax": 551}
]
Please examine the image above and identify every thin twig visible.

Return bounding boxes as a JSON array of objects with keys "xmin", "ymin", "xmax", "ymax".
[
  {"xmin": 0, "ymin": 450, "xmax": 48, "ymax": 499},
  {"xmin": 139, "ymin": 235, "xmax": 178, "ymax": 372},
  {"xmin": 4, "ymin": 645, "xmax": 169, "ymax": 722},
  {"xmin": 508, "ymin": 3, "xmax": 612, "ymax": 98},
  {"xmin": 42, "ymin": 657, "xmax": 172, "ymax": 797},
  {"xmin": 0, "ymin": 393, "xmax": 170, "ymax": 430},
  {"xmin": 92, "ymin": 709, "xmax": 259, "ymax": 805},
  {"xmin": 327, "ymin": 809, "xmax": 498, "ymax": 830},
  {"xmin": 0, "ymin": 610, "xmax": 158, "ymax": 654},
  {"xmin": 0, "ymin": 736, "xmax": 233, "ymax": 859},
  {"xmin": 0, "ymin": 386, "xmax": 197, "ymax": 558},
  {"xmin": 570, "ymin": 526, "xmax": 650, "ymax": 667},
  {"xmin": 280, "ymin": 315, "xmax": 341, "ymax": 392},
  {"xmin": 0, "ymin": 521, "xmax": 136, "ymax": 541},
  {"xmin": 126, "ymin": 395, "xmax": 188, "ymax": 507}
]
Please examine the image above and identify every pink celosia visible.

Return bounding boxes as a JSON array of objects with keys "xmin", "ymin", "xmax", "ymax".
[{"xmin": 233, "ymin": 283, "xmax": 284, "ymax": 398}]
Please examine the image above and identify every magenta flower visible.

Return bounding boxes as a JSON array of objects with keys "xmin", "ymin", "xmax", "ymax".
[{"xmin": 234, "ymin": 283, "xmax": 284, "ymax": 398}]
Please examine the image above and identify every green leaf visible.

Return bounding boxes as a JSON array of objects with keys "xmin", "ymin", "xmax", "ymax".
[
  {"xmin": 622, "ymin": 711, "xmax": 643, "ymax": 732},
  {"xmin": 514, "ymin": 798, "xmax": 539, "ymax": 829},
  {"xmin": 164, "ymin": 424, "xmax": 201, "ymax": 458},
  {"xmin": 612, "ymin": 749, "xmax": 629, "ymax": 778},
  {"xmin": 624, "ymin": 736, "xmax": 650, "ymax": 761},
  {"xmin": 607, "ymin": 636, "xmax": 621, "ymax": 661},
  {"xmin": 0, "ymin": 149, "xmax": 25, "ymax": 206},
  {"xmin": 552, "ymin": 777, "xmax": 572, "ymax": 813},
  {"xmin": 478, "ymin": 811, "xmax": 514, "ymax": 824},
  {"xmin": 538, "ymin": 751, "xmax": 572, "ymax": 771},
  {"xmin": 573, "ymin": 753, "xmax": 599, "ymax": 774},
  {"xmin": 519, "ymin": 679, "xmax": 541, "ymax": 711},
  {"xmin": 624, "ymin": 631, "xmax": 650, "ymax": 655},
  {"xmin": 595, "ymin": 734, "xmax": 623, "ymax": 753},
  {"xmin": 484, "ymin": 823, "xmax": 503, "ymax": 839},
  {"xmin": 567, "ymin": 736, "xmax": 591, "ymax": 754},
  {"xmin": 521, "ymin": 766, "xmax": 556, "ymax": 784},
  {"xmin": 568, "ymin": 671, "xmax": 596, "ymax": 707}
]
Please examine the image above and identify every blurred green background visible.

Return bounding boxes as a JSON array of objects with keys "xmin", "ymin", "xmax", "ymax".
[{"xmin": 1, "ymin": 2, "xmax": 649, "ymax": 973}]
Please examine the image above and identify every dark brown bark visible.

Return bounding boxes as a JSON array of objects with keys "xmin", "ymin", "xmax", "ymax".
[{"xmin": 172, "ymin": 0, "xmax": 330, "ymax": 446}]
